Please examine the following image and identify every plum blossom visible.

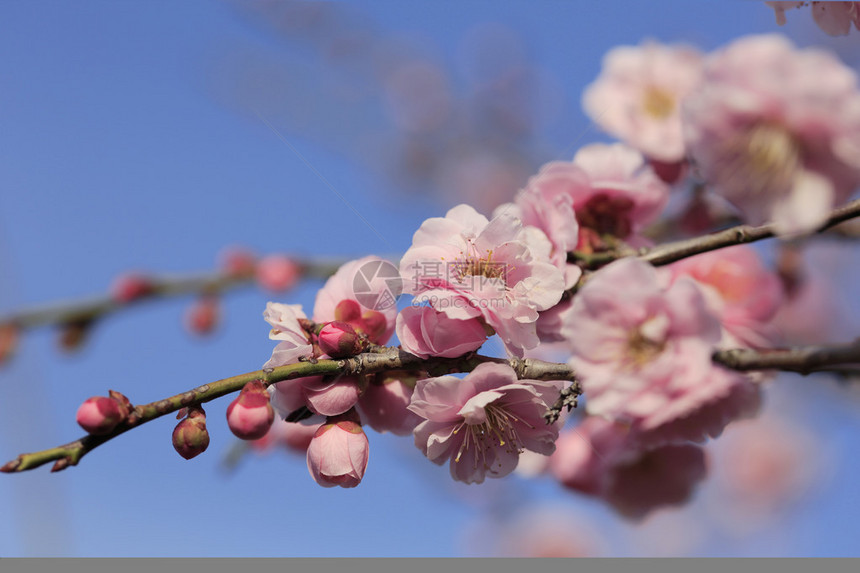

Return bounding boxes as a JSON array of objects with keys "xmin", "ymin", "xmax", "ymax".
[
  {"xmin": 683, "ymin": 34, "xmax": 860, "ymax": 235},
  {"xmin": 262, "ymin": 302, "xmax": 314, "ymax": 370},
  {"xmin": 768, "ymin": 2, "xmax": 860, "ymax": 36},
  {"xmin": 562, "ymin": 257, "xmax": 760, "ymax": 446},
  {"xmin": 408, "ymin": 362, "xmax": 563, "ymax": 484},
  {"xmin": 400, "ymin": 204, "xmax": 565, "ymax": 355},
  {"xmin": 664, "ymin": 245, "xmax": 784, "ymax": 348},
  {"xmin": 583, "ymin": 41, "xmax": 704, "ymax": 163},
  {"xmin": 548, "ymin": 417, "xmax": 707, "ymax": 519},
  {"xmin": 571, "ymin": 143, "xmax": 670, "ymax": 250},
  {"xmin": 356, "ymin": 373, "xmax": 423, "ymax": 436},
  {"xmin": 313, "ymin": 255, "xmax": 400, "ymax": 345},
  {"xmin": 396, "ymin": 305, "xmax": 488, "ymax": 359}
]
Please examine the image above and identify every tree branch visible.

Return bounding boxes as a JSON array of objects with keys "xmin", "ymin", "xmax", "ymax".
[
  {"xmin": 713, "ymin": 338, "xmax": 860, "ymax": 376},
  {"xmin": 570, "ymin": 197, "xmax": 860, "ymax": 274},
  {"xmin": 0, "ymin": 256, "xmax": 346, "ymax": 332},
  {"xmin": 0, "ymin": 348, "xmax": 579, "ymax": 474}
]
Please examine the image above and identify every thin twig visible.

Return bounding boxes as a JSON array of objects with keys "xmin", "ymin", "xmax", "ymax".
[{"xmin": 0, "ymin": 348, "xmax": 579, "ymax": 474}]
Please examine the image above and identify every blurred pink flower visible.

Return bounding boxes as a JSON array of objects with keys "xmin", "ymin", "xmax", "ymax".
[
  {"xmin": 583, "ymin": 41, "xmax": 704, "ymax": 162},
  {"xmin": 811, "ymin": 2, "xmax": 860, "ymax": 35},
  {"xmin": 251, "ymin": 418, "xmax": 321, "ymax": 454},
  {"xmin": 408, "ymin": 362, "xmax": 563, "ymax": 484},
  {"xmin": 306, "ymin": 416, "xmax": 370, "ymax": 488},
  {"xmin": 665, "ymin": 245, "xmax": 784, "ymax": 348},
  {"xmin": 313, "ymin": 256, "xmax": 400, "ymax": 344},
  {"xmin": 270, "ymin": 374, "xmax": 361, "ymax": 419},
  {"xmin": 549, "ymin": 417, "xmax": 707, "ymax": 519},
  {"xmin": 684, "ymin": 34, "xmax": 860, "ymax": 235},
  {"xmin": 563, "ymin": 257, "xmax": 760, "ymax": 445},
  {"xmin": 400, "ymin": 204, "xmax": 565, "ymax": 355},
  {"xmin": 395, "ymin": 305, "xmax": 488, "ymax": 359},
  {"xmin": 356, "ymin": 374, "xmax": 423, "ymax": 436},
  {"xmin": 262, "ymin": 302, "xmax": 313, "ymax": 370}
]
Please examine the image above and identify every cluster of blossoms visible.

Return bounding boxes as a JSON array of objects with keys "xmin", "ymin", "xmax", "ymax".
[
  {"xmin": 62, "ymin": 32, "xmax": 857, "ymax": 520},
  {"xmin": 52, "ymin": 32, "xmax": 814, "ymax": 521}
]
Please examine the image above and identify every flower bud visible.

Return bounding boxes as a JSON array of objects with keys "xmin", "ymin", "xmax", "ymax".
[
  {"xmin": 184, "ymin": 295, "xmax": 220, "ymax": 336},
  {"xmin": 317, "ymin": 321, "xmax": 367, "ymax": 358},
  {"xmin": 306, "ymin": 413, "xmax": 369, "ymax": 488},
  {"xmin": 172, "ymin": 406, "xmax": 210, "ymax": 460},
  {"xmin": 256, "ymin": 254, "xmax": 301, "ymax": 292},
  {"xmin": 219, "ymin": 246, "xmax": 258, "ymax": 278},
  {"xmin": 110, "ymin": 273, "xmax": 155, "ymax": 303},
  {"xmin": 58, "ymin": 319, "xmax": 94, "ymax": 352},
  {"xmin": 0, "ymin": 323, "xmax": 19, "ymax": 366},
  {"xmin": 76, "ymin": 391, "xmax": 132, "ymax": 435},
  {"xmin": 227, "ymin": 380, "xmax": 275, "ymax": 440}
]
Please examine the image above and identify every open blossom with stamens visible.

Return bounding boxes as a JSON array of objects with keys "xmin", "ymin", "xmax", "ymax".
[
  {"xmin": 684, "ymin": 34, "xmax": 860, "ymax": 236},
  {"xmin": 562, "ymin": 257, "xmax": 760, "ymax": 446},
  {"xmin": 408, "ymin": 363, "xmax": 563, "ymax": 484},
  {"xmin": 583, "ymin": 41, "xmax": 704, "ymax": 163},
  {"xmin": 400, "ymin": 204, "xmax": 565, "ymax": 356}
]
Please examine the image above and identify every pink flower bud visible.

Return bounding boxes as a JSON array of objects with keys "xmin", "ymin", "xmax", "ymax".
[
  {"xmin": 218, "ymin": 246, "xmax": 258, "ymax": 278},
  {"xmin": 317, "ymin": 321, "xmax": 367, "ymax": 358},
  {"xmin": 172, "ymin": 406, "xmax": 210, "ymax": 460},
  {"xmin": 110, "ymin": 273, "xmax": 154, "ymax": 303},
  {"xmin": 306, "ymin": 415, "xmax": 369, "ymax": 488},
  {"xmin": 76, "ymin": 392, "xmax": 131, "ymax": 435},
  {"xmin": 184, "ymin": 295, "xmax": 220, "ymax": 336},
  {"xmin": 256, "ymin": 254, "xmax": 301, "ymax": 292},
  {"xmin": 227, "ymin": 380, "xmax": 275, "ymax": 440}
]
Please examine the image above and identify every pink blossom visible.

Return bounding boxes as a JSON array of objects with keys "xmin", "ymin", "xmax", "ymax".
[
  {"xmin": 683, "ymin": 34, "xmax": 860, "ymax": 236},
  {"xmin": 571, "ymin": 143, "xmax": 670, "ymax": 246},
  {"xmin": 76, "ymin": 392, "xmax": 131, "ymax": 435},
  {"xmin": 251, "ymin": 418, "xmax": 321, "ymax": 454},
  {"xmin": 811, "ymin": 2, "xmax": 860, "ymax": 36},
  {"xmin": 395, "ymin": 305, "xmax": 488, "ymax": 359},
  {"xmin": 664, "ymin": 245, "xmax": 784, "ymax": 348},
  {"xmin": 317, "ymin": 321, "xmax": 367, "ymax": 358},
  {"xmin": 563, "ymin": 257, "xmax": 760, "ymax": 446},
  {"xmin": 262, "ymin": 302, "xmax": 314, "ymax": 370},
  {"xmin": 400, "ymin": 204, "xmax": 565, "ymax": 355},
  {"xmin": 313, "ymin": 256, "xmax": 400, "ymax": 344},
  {"xmin": 549, "ymin": 417, "xmax": 707, "ymax": 519},
  {"xmin": 356, "ymin": 374, "xmax": 423, "ymax": 436},
  {"xmin": 408, "ymin": 362, "xmax": 563, "ymax": 484},
  {"xmin": 306, "ymin": 417, "xmax": 370, "ymax": 488},
  {"xmin": 583, "ymin": 41, "xmax": 704, "ymax": 163},
  {"xmin": 270, "ymin": 375, "xmax": 361, "ymax": 419}
]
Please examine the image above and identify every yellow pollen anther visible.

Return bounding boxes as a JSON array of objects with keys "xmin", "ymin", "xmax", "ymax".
[{"xmin": 642, "ymin": 86, "xmax": 675, "ymax": 119}]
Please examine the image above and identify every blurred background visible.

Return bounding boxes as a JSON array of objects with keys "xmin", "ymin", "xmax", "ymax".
[{"xmin": 1, "ymin": 0, "xmax": 859, "ymax": 557}]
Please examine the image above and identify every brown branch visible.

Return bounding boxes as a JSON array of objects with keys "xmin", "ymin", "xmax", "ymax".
[
  {"xmin": 0, "ymin": 348, "xmax": 579, "ymax": 474},
  {"xmin": 0, "ymin": 256, "xmax": 347, "ymax": 332},
  {"xmin": 713, "ymin": 338, "xmax": 860, "ymax": 376}
]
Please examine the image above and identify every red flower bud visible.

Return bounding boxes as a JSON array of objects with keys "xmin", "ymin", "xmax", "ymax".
[
  {"xmin": 184, "ymin": 295, "xmax": 220, "ymax": 336},
  {"xmin": 76, "ymin": 392, "xmax": 131, "ymax": 435},
  {"xmin": 110, "ymin": 273, "xmax": 155, "ymax": 303},
  {"xmin": 0, "ymin": 323, "xmax": 19, "ymax": 366},
  {"xmin": 256, "ymin": 255, "xmax": 301, "ymax": 292},
  {"xmin": 219, "ymin": 246, "xmax": 258, "ymax": 278},
  {"xmin": 317, "ymin": 321, "xmax": 368, "ymax": 358},
  {"xmin": 226, "ymin": 380, "xmax": 275, "ymax": 440},
  {"xmin": 172, "ymin": 406, "xmax": 210, "ymax": 460}
]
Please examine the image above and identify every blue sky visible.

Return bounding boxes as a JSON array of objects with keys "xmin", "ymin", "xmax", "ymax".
[{"xmin": 1, "ymin": 0, "xmax": 859, "ymax": 557}]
